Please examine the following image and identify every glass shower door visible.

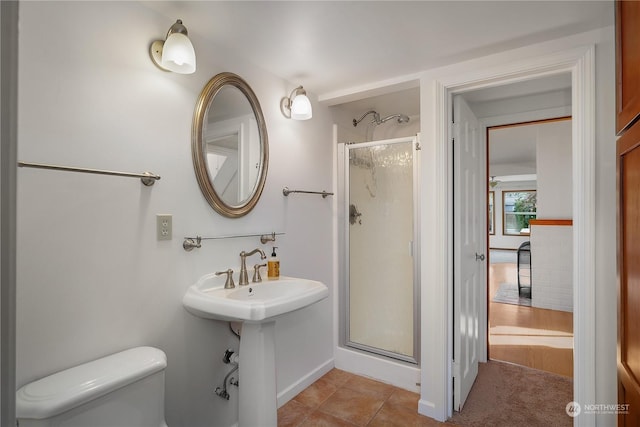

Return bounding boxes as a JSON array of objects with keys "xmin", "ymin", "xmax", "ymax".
[{"xmin": 344, "ymin": 137, "xmax": 419, "ymax": 363}]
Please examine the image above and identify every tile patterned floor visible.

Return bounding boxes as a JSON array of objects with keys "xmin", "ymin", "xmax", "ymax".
[{"xmin": 277, "ymin": 369, "xmax": 448, "ymax": 427}]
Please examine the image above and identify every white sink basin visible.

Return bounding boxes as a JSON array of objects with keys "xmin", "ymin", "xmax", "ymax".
[
  {"xmin": 183, "ymin": 273, "xmax": 328, "ymax": 426},
  {"xmin": 183, "ymin": 274, "xmax": 328, "ymax": 322}
]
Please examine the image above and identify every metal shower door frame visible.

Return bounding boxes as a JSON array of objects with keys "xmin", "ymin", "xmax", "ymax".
[{"xmin": 340, "ymin": 135, "xmax": 421, "ymax": 365}]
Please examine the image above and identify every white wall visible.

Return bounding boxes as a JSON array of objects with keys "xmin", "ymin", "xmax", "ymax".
[
  {"xmin": 530, "ymin": 120, "xmax": 573, "ymax": 312},
  {"xmin": 531, "ymin": 224, "xmax": 573, "ymax": 312},
  {"xmin": 16, "ymin": 3, "xmax": 333, "ymax": 426},
  {"xmin": 536, "ymin": 119, "xmax": 572, "ymax": 218}
]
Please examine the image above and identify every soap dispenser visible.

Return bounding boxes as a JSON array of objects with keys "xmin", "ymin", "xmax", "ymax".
[{"xmin": 267, "ymin": 246, "xmax": 280, "ymax": 279}]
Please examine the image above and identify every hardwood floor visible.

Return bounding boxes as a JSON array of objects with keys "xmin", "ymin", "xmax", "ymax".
[{"xmin": 489, "ymin": 262, "xmax": 574, "ymax": 377}]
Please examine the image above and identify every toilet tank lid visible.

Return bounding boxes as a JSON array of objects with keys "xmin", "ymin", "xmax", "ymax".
[{"xmin": 16, "ymin": 346, "xmax": 167, "ymax": 420}]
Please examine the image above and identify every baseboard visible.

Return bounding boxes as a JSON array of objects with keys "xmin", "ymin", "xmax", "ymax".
[
  {"xmin": 276, "ymin": 358, "xmax": 334, "ymax": 408},
  {"xmin": 418, "ymin": 398, "xmax": 447, "ymax": 422},
  {"xmin": 334, "ymin": 346, "xmax": 420, "ymax": 393}
]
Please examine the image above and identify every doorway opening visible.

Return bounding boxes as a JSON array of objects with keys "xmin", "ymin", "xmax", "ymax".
[
  {"xmin": 486, "ymin": 117, "xmax": 575, "ymax": 378},
  {"xmin": 418, "ymin": 43, "xmax": 595, "ymax": 423},
  {"xmin": 450, "ymin": 70, "xmax": 583, "ymax": 412}
]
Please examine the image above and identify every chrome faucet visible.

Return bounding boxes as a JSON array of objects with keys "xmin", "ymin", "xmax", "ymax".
[
  {"xmin": 215, "ymin": 269, "xmax": 235, "ymax": 289},
  {"xmin": 239, "ymin": 249, "xmax": 266, "ymax": 286},
  {"xmin": 252, "ymin": 263, "xmax": 267, "ymax": 283}
]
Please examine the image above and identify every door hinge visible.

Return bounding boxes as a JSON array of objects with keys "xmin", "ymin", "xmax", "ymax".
[
  {"xmin": 452, "ymin": 122, "xmax": 460, "ymax": 139},
  {"xmin": 415, "ymin": 142, "xmax": 421, "ymax": 151},
  {"xmin": 452, "ymin": 360, "xmax": 460, "ymax": 379}
]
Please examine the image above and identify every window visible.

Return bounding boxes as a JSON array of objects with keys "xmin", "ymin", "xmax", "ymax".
[
  {"xmin": 502, "ymin": 190, "xmax": 536, "ymax": 235},
  {"xmin": 488, "ymin": 191, "xmax": 495, "ymax": 235}
]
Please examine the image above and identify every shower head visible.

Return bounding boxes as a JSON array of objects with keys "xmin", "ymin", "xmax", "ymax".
[
  {"xmin": 353, "ymin": 110, "xmax": 380, "ymax": 127},
  {"xmin": 353, "ymin": 110, "xmax": 410, "ymax": 127},
  {"xmin": 378, "ymin": 114, "xmax": 410, "ymax": 125}
]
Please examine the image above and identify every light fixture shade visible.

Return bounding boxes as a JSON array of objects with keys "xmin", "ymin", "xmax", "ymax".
[
  {"xmin": 161, "ymin": 32, "xmax": 196, "ymax": 74},
  {"xmin": 290, "ymin": 93, "xmax": 312, "ymax": 120}
]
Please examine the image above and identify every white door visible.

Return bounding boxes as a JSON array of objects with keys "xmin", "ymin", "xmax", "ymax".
[{"xmin": 453, "ymin": 95, "xmax": 486, "ymax": 411}]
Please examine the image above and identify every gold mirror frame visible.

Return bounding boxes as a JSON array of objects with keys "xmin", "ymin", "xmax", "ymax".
[{"xmin": 192, "ymin": 72, "xmax": 269, "ymax": 218}]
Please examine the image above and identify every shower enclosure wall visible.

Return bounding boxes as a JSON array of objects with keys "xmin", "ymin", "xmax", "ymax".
[{"xmin": 336, "ymin": 135, "xmax": 421, "ymax": 391}]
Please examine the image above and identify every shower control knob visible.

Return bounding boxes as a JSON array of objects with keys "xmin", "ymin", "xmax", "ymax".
[
  {"xmin": 475, "ymin": 253, "xmax": 486, "ymax": 261},
  {"xmin": 222, "ymin": 349, "xmax": 235, "ymax": 364}
]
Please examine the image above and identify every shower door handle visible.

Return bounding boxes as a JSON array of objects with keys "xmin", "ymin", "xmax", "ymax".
[{"xmin": 475, "ymin": 253, "xmax": 485, "ymax": 261}]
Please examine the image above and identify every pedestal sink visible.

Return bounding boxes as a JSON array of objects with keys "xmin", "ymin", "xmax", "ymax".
[{"xmin": 183, "ymin": 273, "xmax": 329, "ymax": 427}]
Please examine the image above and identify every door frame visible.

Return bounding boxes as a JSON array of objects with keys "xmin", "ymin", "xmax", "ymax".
[{"xmin": 418, "ymin": 43, "xmax": 595, "ymax": 424}]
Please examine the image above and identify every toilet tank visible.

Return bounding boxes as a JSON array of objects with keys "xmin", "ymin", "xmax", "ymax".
[{"xmin": 16, "ymin": 346, "xmax": 168, "ymax": 427}]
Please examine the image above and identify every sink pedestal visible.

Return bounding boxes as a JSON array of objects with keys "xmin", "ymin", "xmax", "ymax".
[
  {"xmin": 238, "ymin": 320, "xmax": 277, "ymax": 427},
  {"xmin": 182, "ymin": 275, "xmax": 329, "ymax": 426}
]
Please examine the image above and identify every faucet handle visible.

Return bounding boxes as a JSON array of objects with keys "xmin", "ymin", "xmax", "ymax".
[
  {"xmin": 215, "ymin": 269, "xmax": 235, "ymax": 289},
  {"xmin": 252, "ymin": 264, "xmax": 267, "ymax": 283}
]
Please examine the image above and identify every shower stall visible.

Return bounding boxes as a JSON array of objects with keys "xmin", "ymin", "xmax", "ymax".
[{"xmin": 337, "ymin": 133, "xmax": 421, "ymax": 390}]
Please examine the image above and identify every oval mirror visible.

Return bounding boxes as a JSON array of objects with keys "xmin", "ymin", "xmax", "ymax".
[{"xmin": 192, "ymin": 73, "xmax": 269, "ymax": 218}]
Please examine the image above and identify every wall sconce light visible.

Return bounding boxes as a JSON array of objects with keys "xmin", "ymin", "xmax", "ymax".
[
  {"xmin": 150, "ymin": 19, "xmax": 196, "ymax": 74},
  {"xmin": 281, "ymin": 86, "xmax": 312, "ymax": 120}
]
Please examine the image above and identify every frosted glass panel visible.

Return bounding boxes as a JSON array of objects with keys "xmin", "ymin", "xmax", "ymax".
[{"xmin": 348, "ymin": 141, "xmax": 414, "ymax": 359}]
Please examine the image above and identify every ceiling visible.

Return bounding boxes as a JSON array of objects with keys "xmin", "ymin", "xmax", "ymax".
[
  {"xmin": 142, "ymin": 1, "xmax": 613, "ymax": 101},
  {"xmin": 489, "ymin": 124, "xmax": 539, "ymax": 177},
  {"xmin": 463, "ymin": 73, "xmax": 572, "ymax": 105}
]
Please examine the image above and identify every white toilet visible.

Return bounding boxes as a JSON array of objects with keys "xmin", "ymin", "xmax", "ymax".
[{"xmin": 16, "ymin": 346, "xmax": 168, "ymax": 427}]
